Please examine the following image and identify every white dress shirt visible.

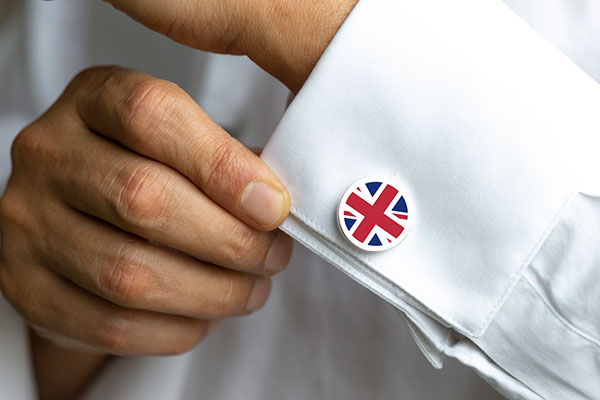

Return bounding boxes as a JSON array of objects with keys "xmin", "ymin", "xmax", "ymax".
[{"xmin": 0, "ymin": 0, "xmax": 598, "ymax": 399}]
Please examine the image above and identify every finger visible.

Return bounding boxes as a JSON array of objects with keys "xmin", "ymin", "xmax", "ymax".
[
  {"xmin": 39, "ymin": 203, "xmax": 272, "ymax": 318},
  {"xmin": 0, "ymin": 261, "xmax": 215, "ymax": 356},
  {"xmin": 68, "ymin": 66, "xmax": 290, "ymax": 231},
  {"xmin": 40, "ymin": 110, "xmax": 292, "ymax": 274}
]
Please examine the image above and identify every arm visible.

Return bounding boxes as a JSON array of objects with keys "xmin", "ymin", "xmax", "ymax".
[{"xmin": 30, "ymin": 330, "xmax": 108, "ymax": 400}]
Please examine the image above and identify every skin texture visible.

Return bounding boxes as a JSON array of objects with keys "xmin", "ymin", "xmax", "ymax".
[
  {"xmin": 0, "ymin": 1, "xmax": 357, "ymax": 399},
  {"xmin": 30, "ymin": 330, "xmax": 110, "ymax": 400},
  {"xmin": 103, "ymin": 0, "xmax": 358, "ymax": 93}
]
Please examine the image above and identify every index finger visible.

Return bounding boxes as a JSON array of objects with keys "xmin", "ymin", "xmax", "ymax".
[{"xmin": 69, "ymin": 66, "xmax": 290, "ymax": 231}]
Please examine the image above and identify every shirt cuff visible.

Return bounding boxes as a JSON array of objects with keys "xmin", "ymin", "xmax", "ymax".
[{"xmin": 262, "ymin": 0, "xmax": 600, "ymax": 336}]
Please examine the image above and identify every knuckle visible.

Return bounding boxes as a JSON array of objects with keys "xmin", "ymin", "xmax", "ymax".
[
  {"xmin": 119, "ymin": 78, "xmax": 178, "ymax": 142},
  {"xmin": 67, "ymin": 65, "xmax": 124, "ymax": 96},
  {"xmin": 204, "ymin": 276, "xmax": 250, "ymax": 318},
  {"xmin": 209, "ymin": 280, "xmax": 238, "ymax": 318},
  {"xmin": 109, "ymin": 162, "xmax": 173, "ymax": 228},
  {"xmin": 200, "ymin": 136, "xmax": 245, "ymax": 190},
  {"xmin": 222, "ymin": 223, "xmax": 262, "ymax": 269},
  {"xmin": 10, "ymin": 125, "xmax": 48, "ymax": 167},
  {"xmin": 99, "ymin": 241, "xmax": 153, "ymax": 306},
  {"xmin": 97, "ymin": 309, "xmax": 135, "ymax": 354},
  {"xmin": 68, "ymin": 66, "xmax": 102, "ymax": 91}
]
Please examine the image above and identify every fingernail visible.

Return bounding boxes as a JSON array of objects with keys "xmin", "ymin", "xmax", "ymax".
[
  {"xmin": 265, "ymin": 232, "xmax": 294, "ymax": 274},
  {"xmin": 240, "ymin": 181, "xmax": 285, "ymax": 228},
  {"xmin": 246, "ymin": 277, "xmax": 271, "ymax": 312}
]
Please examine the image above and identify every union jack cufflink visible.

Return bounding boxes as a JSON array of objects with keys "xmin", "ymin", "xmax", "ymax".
[{"xmin": 338, "ymin": 177, "xmax": 411, "ymax": 252}]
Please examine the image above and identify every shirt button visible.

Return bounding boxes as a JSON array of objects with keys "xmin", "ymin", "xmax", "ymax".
[{"xmin": 338, "ymin": 177, "xmax": 412, "ymax": 252}]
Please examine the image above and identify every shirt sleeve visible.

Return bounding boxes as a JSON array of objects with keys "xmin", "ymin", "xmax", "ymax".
[{"xmin": 260, "ymin": 0, "xmax": 600, "ymax": 398}]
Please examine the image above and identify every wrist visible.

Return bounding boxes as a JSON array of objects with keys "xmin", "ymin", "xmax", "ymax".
[
  {"xmin": 246, "ymin": 0, "xmax": 357, "ymax": 93},
  {"xmin": 31, "ymin": 329, "xmax": 108, "ymax": 400}
]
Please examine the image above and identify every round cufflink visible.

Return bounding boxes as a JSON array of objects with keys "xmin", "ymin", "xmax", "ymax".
[{"xmin": 338, "ymin": 177, "xmax": 412, "ymax": 252}]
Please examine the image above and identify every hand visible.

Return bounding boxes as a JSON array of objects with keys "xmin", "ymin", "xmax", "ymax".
[
  {"xmin": 0, "ymin": 65, "xmax": 293, "ymax": 356},
  {"xmin": 104, "ymin": 0, "xmax": 358, "ymax": 93}
]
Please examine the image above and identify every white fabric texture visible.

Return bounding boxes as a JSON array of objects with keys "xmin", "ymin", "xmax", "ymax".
[
  {"xmin": 1, "ymin": 0, "xmax": 600, "ymax": 399},
  {"xmin": 0, "ymin": 1, "xmax": 501, "ymax": 400},
  {"xmin": 261, "ymin": 0, "xmax": 600, "ymax": 398}
]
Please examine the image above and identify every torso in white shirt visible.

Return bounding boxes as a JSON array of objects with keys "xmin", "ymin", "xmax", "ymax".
[{"xmin": 0, "ymin": 1, "xmax": 598, "ymax": 399}]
